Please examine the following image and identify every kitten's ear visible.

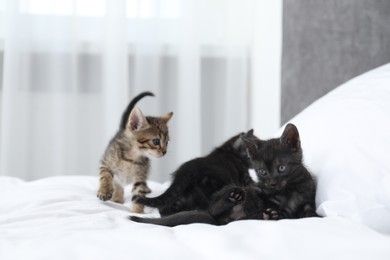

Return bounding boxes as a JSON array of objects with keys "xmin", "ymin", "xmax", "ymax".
[
  {"xmin": 127, "ymin": 107, "xmax": 150, "ymax": 131},
  {"xmin": 240, "ymin": 129, "xmax": 261, "ymax": 149},
  {"xmin": 280, "ymin": 123, "xmax": 300, "ymax": 151},
  {"xmin": 161, "ymin": 112, "xmax": 173, "ymax": 123},
  {"xmin": 240, "ymin": 129, "xmax": 254, "ymax": 140},
  {"xmin": 246, "ymin": 129, "xmax": 254, "ymax": 136}
]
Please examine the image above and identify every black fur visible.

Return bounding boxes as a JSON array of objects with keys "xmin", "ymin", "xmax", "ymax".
[
  {"xmin": 119, "ymin": 91, "xmax": 154, "ymax": 129},
  {"xmin": 246, "ymin": 123, "xmax": 319, "ymax": 219},
  {"xmin": 130, "ymin": 184, "xmax": 264, "ymax": 226},
  {"xmin": 134, "ymin": 131, "xmax": 256, "ymax": 216}
]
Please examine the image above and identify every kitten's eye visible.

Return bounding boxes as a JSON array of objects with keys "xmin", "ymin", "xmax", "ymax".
[
  {"xmin": 152, "ymin": 139, "xmax": 160, "ymax": 146},
  {"xmin": 257, "ymin": 169, "xmax": 267, "ymax": 176},
  {"xmin": 278, "ymin": 165, "xmax": 286, "ymax": 173}
]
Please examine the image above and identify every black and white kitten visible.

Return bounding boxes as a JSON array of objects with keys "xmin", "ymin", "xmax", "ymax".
[
  {"xmin": 244, "ymin": 123, "xmax": 318, "ymax": 219},
  {"xmin": 133, "ymin": 130, "xmax": 256, "ymax": 216},
  {"xmin": 130, "ymin": 184, "xmax": 265, "ymax": 226}
]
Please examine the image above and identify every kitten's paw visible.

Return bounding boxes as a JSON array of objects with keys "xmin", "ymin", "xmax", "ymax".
[
  {"xmin": 263, "ymin": 208, "xmax": 280, "ymax": 220},
  {"xmin": 228, "ymin": 188, "xmax": 245, "ymax": 204},
  {"xmin": 132, "ymin": 182, "xmax": 152, "ymax": 196},
  {"xmin": 98, "ymin": 171, "xmax": 114, "ymax": 201},
  {"xmin": 131, "ymin": 203, "xmax": 145, "ymax": 214},
  {"xmin": 139, "ymin": 186, "xmax": 151, "ymax": 195},
  {"xmin": 132, "ymin": 195, "xmax": 142, "ymax": 202},
  {"xmin": 97, "ymin": 188, "xmax": 113, "ymax": 201}
]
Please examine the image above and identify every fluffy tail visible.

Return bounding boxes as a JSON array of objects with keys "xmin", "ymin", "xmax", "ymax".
[
  {"xmin": 134, "ymin": 182, "xmax": 185, "ymax": 209},
  {"xmin": 119, "ymin": 91, "xmax": 154, "ymax": 129},
  {"xmin": 129, "ymin": 211, "xmax": 217, "ymax": 227},
  {"xmin": 134, "ymin": 167, "xmax": 202, "ymax": 211}
]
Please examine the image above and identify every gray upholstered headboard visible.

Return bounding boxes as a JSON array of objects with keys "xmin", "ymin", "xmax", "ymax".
[{"xmin": 281, "ymin": 0, "xmax": 390, "ymax": 123}]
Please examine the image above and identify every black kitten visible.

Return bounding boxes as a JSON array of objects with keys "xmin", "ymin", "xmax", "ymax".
[
  {"xmin": 133, "ymin": 131, "xmax": 256, "ymax": 216},
  {"xmin": 130, "ymin": 184, "xmax": 265, "ymax": 226},
  {"xmin": 245, "ymin": 123, "xmax": 318, "ymax": 219}
]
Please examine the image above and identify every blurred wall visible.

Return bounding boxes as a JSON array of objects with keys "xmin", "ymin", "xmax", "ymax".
[{"xmin": 282, "ymin": 0, "xmax": 390, "ymax": 123}]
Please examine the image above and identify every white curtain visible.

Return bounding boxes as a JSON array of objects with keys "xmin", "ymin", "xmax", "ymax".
[{"xmin": 0, "ymin": 0, "xmax": 282, "ymax": 182}]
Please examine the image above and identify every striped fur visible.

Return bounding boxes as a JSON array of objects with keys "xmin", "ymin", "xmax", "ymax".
[{"xmin": 97, "ymin": 92, "xmax": 173, "ymax": 213}]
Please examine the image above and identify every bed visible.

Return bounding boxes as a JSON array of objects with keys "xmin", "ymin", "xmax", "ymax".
[
  {"xmin": 2, "ymin": 0, "xmax": 390, "ymax": 257},
  {"xmin": 1, "ymin": 63, "xmax": 390, "ymax": 260}
]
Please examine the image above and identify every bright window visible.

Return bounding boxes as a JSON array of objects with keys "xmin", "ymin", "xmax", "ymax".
[
  {"xmin": 0, "ymin": 0, "xmax": 181, "ymax": 18},
  {"xmin": 19, "ymin": 0, "xmax": 105, "ymax": 17}
]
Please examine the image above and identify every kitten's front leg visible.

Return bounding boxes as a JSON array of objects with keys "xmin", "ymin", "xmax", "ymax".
[
  {"xmin": 228, "ymin": 188, "xmax": 245, "ymax": 205},
  {"xmin": 208, "ymin": 187, "xmax": 245, "ymax": 217},
  {"xmin": 97, "ymin": 170, "xmax": 114, "ymax": 201},
  {"xmin": 131, "ymin": 181, "xmax": 151, "ymax": 213},
  {"xmin": 132, "ymin": 181, "xmax": 151, "ymax": 196}
]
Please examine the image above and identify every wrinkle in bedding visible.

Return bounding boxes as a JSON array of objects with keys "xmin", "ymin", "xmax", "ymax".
[{"xmin": 0, "ymin": 176, "xmax": 390, "ymax": 260}]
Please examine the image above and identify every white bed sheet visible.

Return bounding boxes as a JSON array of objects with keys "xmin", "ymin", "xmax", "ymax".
[{"xmin": 1, "ymin": 175, "xmax": 389, "ymax": 260}]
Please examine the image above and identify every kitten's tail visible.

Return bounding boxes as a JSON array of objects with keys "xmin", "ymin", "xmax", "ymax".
[
  {"xmin": 134, "ymin": 182, "xmax": 183, "ymax": 209},
  {"xmin": 134, "ymin": 168, "xmax": 198, "ymax": 211},
  {"xmin": 119, "ymin": 91, "xmax": 155, "ymax": 129},
  {"xmin": 129, "ymin": 211, "xmax": 217, "ymax": 227}
]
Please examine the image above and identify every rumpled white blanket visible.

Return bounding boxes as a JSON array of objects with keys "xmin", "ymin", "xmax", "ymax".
[{"xmin": 1, "ymin": 175, "xmax": 389, "ymax": 260}]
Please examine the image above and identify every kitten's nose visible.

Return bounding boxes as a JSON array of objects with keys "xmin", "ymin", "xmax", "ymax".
[{"xmin": 269, "ymin": 180, "xmax": 277, "ymax": 187}]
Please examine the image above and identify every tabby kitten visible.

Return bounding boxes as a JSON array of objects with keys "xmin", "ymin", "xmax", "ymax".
[
  {"xmin": 97, "ymin": 92, "xmax": 173, "ymax": 213},
  {"xmin": 130, "ymin": 184, "xmax": 265, "ymax": 226},
  {"xmin": 244, "ymin": 123, "xmax": 318, "ymax": 219},
  {"xmin": 133, "ymin": 130, "xmax": 256, "ymax": 216}
]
